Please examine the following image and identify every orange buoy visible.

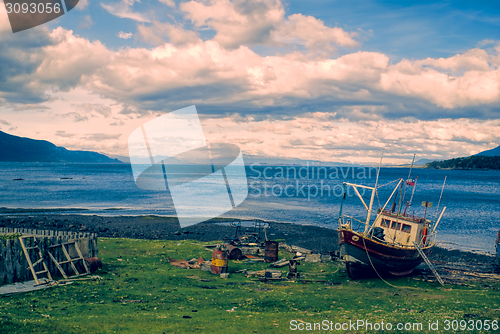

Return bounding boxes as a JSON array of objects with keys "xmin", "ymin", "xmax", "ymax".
[{"xmin": 422, "ymin": 227, "xmax": 428, "ymax": 245}]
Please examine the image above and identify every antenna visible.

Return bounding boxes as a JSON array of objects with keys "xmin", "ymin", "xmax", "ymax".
[
  {"xmin": 403, "ymin": 176, "xmax": 418, "ymax": 216},
  {"xmin": 399, "ymin": 153, "xmax": 415, "ymax": 215}
]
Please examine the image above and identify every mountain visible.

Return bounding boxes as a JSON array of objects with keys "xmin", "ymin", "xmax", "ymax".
[
  {"xmin": 414, "ymin": 158, "xmax": 435, "ymax": 166},
  {"xmin": 425, "ymin": 155, "xmax": 500, "ymax": 170},
  {"xmin": 474, "ymin": 145, "xmax": 500, "ymax": 157},
  {"xmin": 0, "ymin": 131, "xmax": 122, "ymax": 163},
  {"xmin": 242, "ymin": 154, "xmax": 360, "ymax": 166}
]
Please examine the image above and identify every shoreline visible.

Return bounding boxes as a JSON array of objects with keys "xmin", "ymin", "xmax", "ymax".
[
  {"xmin": 0, "ymin": 208, "xmax": 495, "ymax": 254},
  {"xmin": 0, "ymin": 213, "xmax": 496, "ymax": 261}
]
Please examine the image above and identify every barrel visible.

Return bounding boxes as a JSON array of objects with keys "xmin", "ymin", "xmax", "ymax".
[
  {"xmin": 84, "ymin": 257, "xmax": 102, "ymax": 274},
  {"xmin": 223, "ymin": 243, "xmax": 243, "ymax": 260},
  {"xmin": 264, "ymin": 241, "xmax": 279, "ymax": 263},
  {"xmin": 211, "ymin": 246, "xmax": 228, "ymax": 274}
]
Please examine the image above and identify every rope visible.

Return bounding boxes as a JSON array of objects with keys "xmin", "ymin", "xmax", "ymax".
[
  {"xmin": 361, "ymin": 237, "xmax": 418, "ymax": 290},
  {"xmin": 377, "ymin": 179, "xmax": 400, "ymax": 188}
]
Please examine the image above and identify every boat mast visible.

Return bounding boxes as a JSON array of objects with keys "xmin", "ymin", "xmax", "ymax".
[
  {"xmin": 364, "ymin": 150, "xmax": 384, "ymax": 234},
  {"xmin": 337, "ymin": 183, "xmax": 346, "ymax": 226},
  {"xmin": 399, "ymin": 153, "xmax": 415, "ymax": 215}
]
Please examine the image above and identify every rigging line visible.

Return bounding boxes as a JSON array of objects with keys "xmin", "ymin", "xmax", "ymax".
[
  {"xmin": 377, "ymin": 179, "xmax": 400, "ymax": 188},
  {"xmin": 433, "ymin": 176, "xmax": 447, "ymax": 223},
  {"xmin": 361, "ymin": 237, "xmax": 418, "ymax": 290},
  {"xmin": 401, "ymin": 154, "xmax": 416, "ymax": 209}
]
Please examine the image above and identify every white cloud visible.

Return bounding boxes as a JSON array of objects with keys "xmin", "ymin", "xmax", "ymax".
[
  {"xmin": 136, "ymin": 22, "xmax": 200, "ymax": 46},
  {"xmin": 179, "ymin": 0, "xmax": 359, "ymax": 52},
  {"xmin": 180, "ymin": 0, "xmax": 285, "ymax": 49},
  {"xmin": 79, "ymin": 15, "xmax": 93, "ymax": 29},
  {"xmin": 201, "ymin": 115, "xmax": 500, "ymax": 164},
  {"xmin": 118, "ymin": 31, "xmax": 133, "ymax": 39},
  {"xmin": 76, "ymin": 0, "xmax": 89, "ymax": 10},
  {"xmin": 101, "ymin": 0, "xmax": 150, "ymax": 22},
  {"xmin": 159, "ymin": 0, "xmax": 175, "ymax": 8},
  {"xmin": 271, "ymin": 14, "xmax": 359, "ymax": 53}
]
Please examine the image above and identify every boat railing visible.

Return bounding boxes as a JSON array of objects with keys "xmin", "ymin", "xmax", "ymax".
[{"xmin": 338, "ymin": 215, "xmax": 370, "ymax": 233}]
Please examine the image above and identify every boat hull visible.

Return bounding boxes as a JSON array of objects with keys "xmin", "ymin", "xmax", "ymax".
[{"xmin": 338, "ymin": 229, "xmax": 432, "ymax": 279}]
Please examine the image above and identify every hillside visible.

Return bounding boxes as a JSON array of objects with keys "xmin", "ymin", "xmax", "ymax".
[
  {"xmin": 474, "ymin": 145, "xmax": 500, "ymax": 157},
  {"xmin": 0, "ymin": 131, "xmax": 121, "ymax": 163},
  {"xmin": 425, "ymin": 155, "xmax": 500, "ymax": 170}
]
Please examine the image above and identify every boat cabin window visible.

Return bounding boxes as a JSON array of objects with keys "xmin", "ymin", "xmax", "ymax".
[
  {"xmin": 401, "ymin": 224, "xmax": 412, "ymax": 233},
  {"xmin": 381, "ymin": 219, "xmax": 390, "ymax": 228},
  {"xmin": 391, "ymin": 221, "xmax": 401, "ymax": 230}
]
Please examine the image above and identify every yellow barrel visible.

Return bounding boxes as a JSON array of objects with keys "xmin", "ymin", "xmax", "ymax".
[{"xmin": 211, "ymin": 246, "xmax": 228, "ymax": 274}]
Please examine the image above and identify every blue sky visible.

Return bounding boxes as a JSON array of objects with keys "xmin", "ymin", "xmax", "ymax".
[{"xmin": 0, "ymin": 0, "xmax": 499, "ymax": 164}]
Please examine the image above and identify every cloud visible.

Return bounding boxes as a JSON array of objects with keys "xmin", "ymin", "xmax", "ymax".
[
  {"xmin": 82, "ymin": 133, "xmax": 122, "ymax": 141},
  {"xmin": 101, "ymin": 0, "xmax": 150, "ymax": 22},
  {"xmin": 180, "ymin": 0, "xmax": 284, "ymax": 49},
  {"xmin": 118, "ymin": 31, "xmax": 133, "ymax": 39},
  {"xmin": 76, "ymin": 0, "xmax": 89, "ymax": 10},
  {"xmin": 159, "ymin": 0, "xmax": 175, "ymax": 8},
  {"xmin": 55, "ymin": 130, "xmax": 76, "ymax": 138},
  {"xmin": 180, "ymin": 0, "xmax": 359, "ymax": 52},
  {"xmin": 12, "ymin": 104, "xmax": 50, "ymax": 111},
  {"xmin": 61, "ymin": 112, "xmax": 89, "ymax": 122},
  {"xmin": 0, "ymin": 119, "xmax": 10, "ymax": 126},
  {"xmin": 3, "ymin": 26, "xmax": 499, "ymax": 120},
  {"xmin": 201, "ymin": 115, "xmax": 500, "ymax": 164},
  {"xmin": 79, "ymin": 15, "xmax": 93, "ymax": 29},
  {"xmin": 136, "ymin": 22, "xmax": 200, "ymax": 46},
  {"xmin": 72, "ymin": 103, "xmax": 113, "ymax": 117},
  {"xmin": 271, "ymin": 14, "xmax": 359, "ymax": 53}
]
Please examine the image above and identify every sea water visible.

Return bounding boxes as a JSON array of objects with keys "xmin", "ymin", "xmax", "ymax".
[{"xmin": 0, "ymin": 162, "xmax": 498, "ymax": 253}]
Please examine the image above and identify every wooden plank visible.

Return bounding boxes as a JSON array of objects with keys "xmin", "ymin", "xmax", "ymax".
[
  {"xmin": 0, "ymin": 241, "xmax": 5, "ymax": 283},
  {"xmin": 47, "ymin": 251, "xmax": 68, "ymax": 279},
  {"xmin": 18, "ymin": 238, "xmax": 37, "ymax": 284},
  {"xmin": 60, "ymin": 243, "xmax": 80, "ymax": 276},
  {"xmin": 72, "ymin": 241, "xmax": 89, "ymax": 274},
  {"xmin": 5, "ymin": 240, "xmax": 13, "ymax": 283},
  {"xmin": 13, "ymin": 240, "xmax": 21, "ymax": 282}
]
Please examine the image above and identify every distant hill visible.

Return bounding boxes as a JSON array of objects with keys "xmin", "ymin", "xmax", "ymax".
[
  {"xmin": 414, "ymin": 158, "xmax": 435, "ymax": 166},
  {"xmin": 474, "ymin": 145, "xmax": 500, "ymax": 157},
  {"xmin": 242, "ymin": 154, "xmax": 360, "ymax": 166},
  {"xmin": 425, "ymin": 155, "xmax": 500, "ymax": 170},
  {"xmin": 0, "ymin": 131, "xmax": 122, "ymax": 163}
]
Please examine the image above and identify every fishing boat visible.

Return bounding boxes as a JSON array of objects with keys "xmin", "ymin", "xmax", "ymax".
[{"xmin": 337, "ymin": 155, "xmax": 447, "ymax": 279}]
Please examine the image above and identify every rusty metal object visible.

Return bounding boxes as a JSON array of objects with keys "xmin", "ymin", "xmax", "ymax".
[
  {"xmin": 287, "ymin": 259, "xmax": 300, "ymax": 279},
  {"xmin": 168, "ymin": 257, "xmax": 205, "ymax": 269},
  {"xmin": 84, "ymin": 257, "xmax": 102, "ymax": 274},
  {"xmin": 211, "ymin": 245, "xmax": 228, "ymax": 274},
  {"xmin": 264, "ymin": 241, "xmax": 279, "ymax": 263},
  {"xmin": 223, "ymin": 243, "xmax": 244, "ymax": 260}
]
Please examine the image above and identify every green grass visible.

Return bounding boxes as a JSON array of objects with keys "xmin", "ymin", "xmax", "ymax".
[{"xmin": 0, "ymin": 238, "xmax": 499, "ymax": 333}]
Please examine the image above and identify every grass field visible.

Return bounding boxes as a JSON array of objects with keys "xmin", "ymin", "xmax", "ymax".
[{"xmin": 0, "ymin": 238, "xmax": 499, "ymax": 333}]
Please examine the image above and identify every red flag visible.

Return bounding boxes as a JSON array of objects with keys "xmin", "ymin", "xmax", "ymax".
[{"xmin": 406, "ymin": 179, "xmax": 415, "ymax": 186}]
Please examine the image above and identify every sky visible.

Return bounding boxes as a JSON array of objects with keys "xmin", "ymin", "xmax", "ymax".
[{"xmin": 0, "ymin": 0, "xmax": 499, "ymax": 164}]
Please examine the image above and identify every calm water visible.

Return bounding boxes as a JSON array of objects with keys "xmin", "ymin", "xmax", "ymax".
[{"xmin": 0, "ymin": 162, "xmax": 498, "ymax": 253}]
